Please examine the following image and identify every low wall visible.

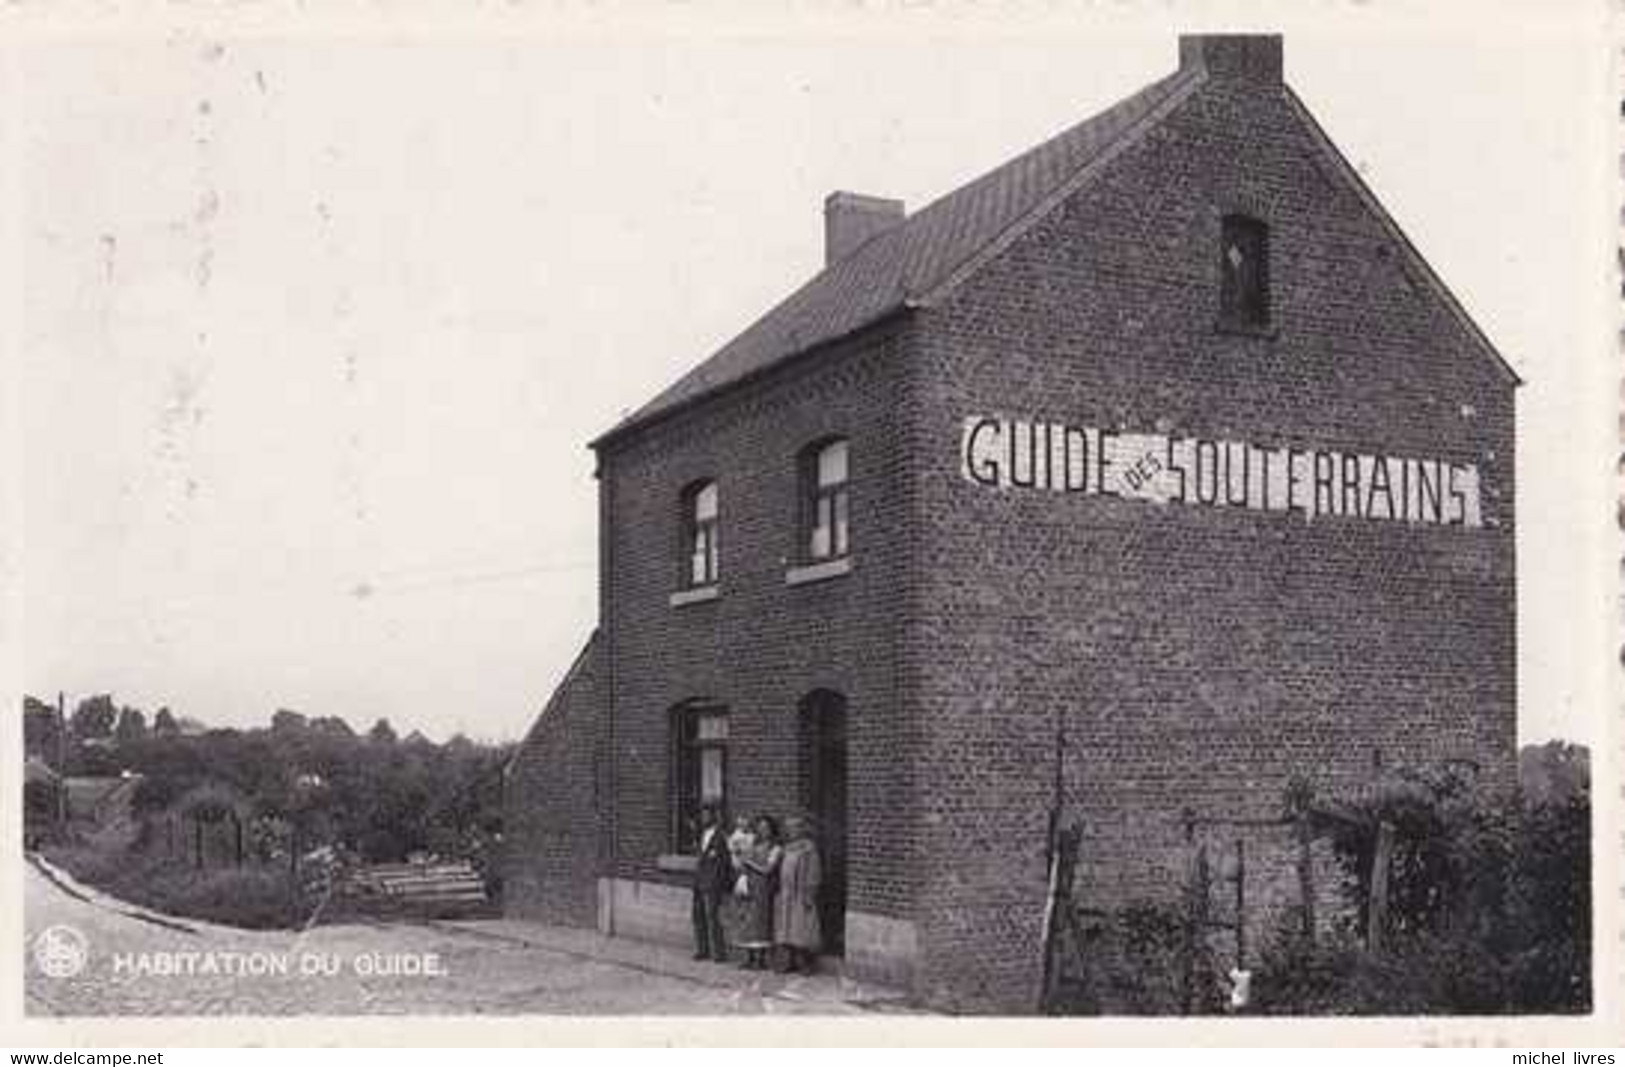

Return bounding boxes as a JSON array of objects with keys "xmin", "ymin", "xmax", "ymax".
[{"xmin": 598, "ymin": 877, "xmax": 920, "ymax": 989}]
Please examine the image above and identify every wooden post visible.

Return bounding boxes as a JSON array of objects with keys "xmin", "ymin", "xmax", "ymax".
[
  {"xmin": 55, "ymin": 692, "xmax": 69, "ymax": 825},
  {"xmin": 1039, "ymin": 821, "xmax": 1083, "ymax": 1013},
  {"xmin": 1368, "ymin": 820, "xmax": 1395, "ymax": 953},
  {"xmin": 194, "ymin": 815, "xmax": 204, "ymax": 869},
  {"xmin": 1183, "ymin": 841, "xmax": 1209, "ymax": 1014},
  {"xmin": 1038, "ymin": 691, "xmax": 1069, "ymax": 1014},
  {"xmin": 1234, "ymin": 837, "xmax": 1247, "ymax": 972},
  {"xmin": 1180, "ymin": 808, "xmax": 1197, "ymax": 1013},
  {"xmin": 287, "ymin": 823, "xmax": 301, "ymax": 916},
  {"xmin": 234, "ymin": 813, "xmax": 244, "ymax": 867},
  {"xmin": 1295, "ymin": 797, "xmax": 1316, "ymax": 943},
  {"xmin": 1038, "ymin": 814, "xmax": 1062, "ymax": 1013}
]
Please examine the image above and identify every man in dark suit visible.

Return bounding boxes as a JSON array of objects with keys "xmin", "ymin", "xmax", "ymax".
[{"xmin": 691, "ymin": 803, "xmax": 732, "ymax": 962}]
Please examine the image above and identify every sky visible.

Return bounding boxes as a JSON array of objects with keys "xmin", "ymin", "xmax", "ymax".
[{"xmin": 11, "ymin": 3, "xmax": 1615, "ymax": 745}]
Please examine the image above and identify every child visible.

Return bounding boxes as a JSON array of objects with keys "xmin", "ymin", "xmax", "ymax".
[{"xmin": 727, "ymin": 814, "xmax": 755, "ymax": 890}]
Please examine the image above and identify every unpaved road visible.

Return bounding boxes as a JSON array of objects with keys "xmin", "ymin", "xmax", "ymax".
[{"xmin": 23, "ymin": 859, "xmax": 905, "ymax": 1016}]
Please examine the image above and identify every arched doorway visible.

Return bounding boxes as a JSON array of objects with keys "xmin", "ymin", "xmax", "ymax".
[{"xmin": 799, "ymin": 690, "xmax": 848, "ymax": 956}]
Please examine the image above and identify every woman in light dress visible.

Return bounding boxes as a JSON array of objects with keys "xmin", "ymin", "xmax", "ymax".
[{"xmin": 736, "ymin": 814, "xmax": 781, "ymax": 971}]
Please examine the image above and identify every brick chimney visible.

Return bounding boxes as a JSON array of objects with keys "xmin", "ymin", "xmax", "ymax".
[
  {"xmin": 824, "ymin": 191, "xmax": 905, "ymax": 266},
  {"xmin": 1178, "ymin": 33, "xmax": 1283, "ymax": 83}
]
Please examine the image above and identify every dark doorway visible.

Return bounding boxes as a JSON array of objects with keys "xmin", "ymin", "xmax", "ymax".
[{"xmin": 799, "ymin": 690, "xmax": 848, "ymax": 956}]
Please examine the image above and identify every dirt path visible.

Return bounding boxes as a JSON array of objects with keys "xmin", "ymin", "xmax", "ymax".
[{"xmin": 24, "ymin": 858, "xmax": 908, "ymax": 1016}]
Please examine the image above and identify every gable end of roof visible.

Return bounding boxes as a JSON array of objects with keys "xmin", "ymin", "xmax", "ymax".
[
  {"xmin": 1282, "ymin": 86, "xmax": 1522, "ymax": 388},
  {"xmin": 593, "ymin": 51, "xmax": 1519, "ymax": 456},
  {"xmin": 507, "ymin": 629, "xmax": 602, "ymax": 774}
]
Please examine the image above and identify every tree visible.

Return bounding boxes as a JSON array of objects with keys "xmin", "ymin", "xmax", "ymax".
[
  {"xmin": 1510, "ymin": 745, "xmax": 1590, "ymax": 1011},
  {"xmin": 23, "ymin": 696, "xmax": 62, "ymax": 760},
  {"xmin": 1519, "ymin": 740, "xmax": 1589, "ymax": 808},
  {"xmin": 271, "ymin": 709, "xmax": 308, "ymax": 735},
  {"xmin": 70, "ymin": 694, "xmax": 117, "ymax": 740},
  {"xmin": 310, "ymin": 716, "xmax": 356, "ymax": 740},
  {"xmin": 115, "ymin": 706, "xmax": 148, "ymax": 744},
  {"xmin": 152, "ymin": 707, "xmax": 180, "ymax": 738},
  {"xmin": 367, "ymin": 718, "xmax": 397, "ymax": 745}
]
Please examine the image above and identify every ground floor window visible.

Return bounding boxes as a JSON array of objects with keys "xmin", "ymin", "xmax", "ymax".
[{"xmin": 672, "ymin": 704, "xmax": 728, "ymax": 853}]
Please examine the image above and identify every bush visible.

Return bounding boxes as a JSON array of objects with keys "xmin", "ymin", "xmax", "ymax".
[
  {"xmin": 1252, "ymin": 757, "xmax": 1590, "ymax": 1015},
  {"xmin": 1053, "ymin": 900, "xmax": 1227, "ymax": 1015},
  {"xmin": 160, "ymin": 867, "xmax": 297, "ymax": 929},
  {"xmin": 44, "ymin": 845, "xmax": 299, "ymax": 930},
  {"xmin": 1251, "ymin": 928, "xmax": 1515, "ymax": 1015},
  {"xmin": 1505, "ymin": 792, "xmax": 1590, "ymax": 1012}
]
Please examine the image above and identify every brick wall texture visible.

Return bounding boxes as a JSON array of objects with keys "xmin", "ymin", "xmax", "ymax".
[
  {"xmin": 598, "ymin": 322, "xmax": 922, "ymax": 916},
  {"xmin": 504, "ymin": 37, "xmax": 1517, "ymax": 1014},
  {"xmin": 503, "ymin": 633, "xmax": 605, "ymax": 929}
]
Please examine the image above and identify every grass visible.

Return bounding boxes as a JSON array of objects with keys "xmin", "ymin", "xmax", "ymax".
[{"xmin": 43, "ymin": 843, "xmax": 301, "ymax": 930}]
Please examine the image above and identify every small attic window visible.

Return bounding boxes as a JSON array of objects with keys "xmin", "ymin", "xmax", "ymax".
[{"xmin": 1219, "ymin": 214, "xmax": 1270, "ymax": 331}]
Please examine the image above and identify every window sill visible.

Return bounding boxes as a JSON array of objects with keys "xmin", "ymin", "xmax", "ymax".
[
  {"xmin": 669, "ymin": 585, "xmax": 720, "ymax": 608},
  {"xmin": 656, "ymin": 853, "xmax": 698, "ymax": 873},
  {"xmin": 785, "ymin": 556, "xmax": 852, "ymax": 586}
]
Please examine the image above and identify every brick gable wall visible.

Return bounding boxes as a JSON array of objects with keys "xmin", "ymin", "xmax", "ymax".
[
  {"xmin": 902, "ymin": 71, "xmax": 1516, "ymax": 1010},
  {"xmin": 503, "ymin": 633, "xmax": 606, "ymax": 928},
  {"xmin": 507, "ymin": 45, "xmax": 1516, "ymax": 1015}
]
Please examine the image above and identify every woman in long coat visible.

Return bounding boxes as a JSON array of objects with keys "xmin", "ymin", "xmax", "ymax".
[
  {"xmin": 737, "ymin": 815, "xmax": 781, "ymax": 971},
  {"xmin": 774, "ymin": 815, "xmax": 822, "ymax": 974}
]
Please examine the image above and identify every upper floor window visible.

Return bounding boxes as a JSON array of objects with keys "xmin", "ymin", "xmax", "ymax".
[
  {"xmin": 682, "ymin": 480, "xmax": 719, "ymax": 588},
  {"xmin": 671, "ymin": 704, "xmax": 727, "ymax": 854},
  {"xmin": 1219, "ymin": 214, "xmax": 1270, "ymax": 330},
  {"xmin": 802, "ymin": 438, "xmax": 850, "ymax": 562}
]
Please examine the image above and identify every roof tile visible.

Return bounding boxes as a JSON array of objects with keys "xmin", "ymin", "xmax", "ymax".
[{"xmin": 602, "ymin": 66, "xmax": 1198, "ymax": 442}]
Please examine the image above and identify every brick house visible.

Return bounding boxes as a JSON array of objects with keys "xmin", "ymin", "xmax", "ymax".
[{"xmin": 504, "ymin": 33, "xmax": 1518, "ymax": 1012}]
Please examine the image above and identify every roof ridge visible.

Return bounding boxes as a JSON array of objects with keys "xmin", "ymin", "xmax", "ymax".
[
  {"xmin": 911, "ymin": 66, "xmax": 1204, "ymax": 308},
  {"xmin": 596, "ymin": 63, "xmax": 1203, "ymax": 446},
  {"xmin": 509, "ymin": 629, "xmax": 602, "ymax": 764}
]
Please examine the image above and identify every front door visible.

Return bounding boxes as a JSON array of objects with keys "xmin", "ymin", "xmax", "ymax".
[{"xmin": 800, "ymin": 692, "xmax": 848, "ymax": 955}]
